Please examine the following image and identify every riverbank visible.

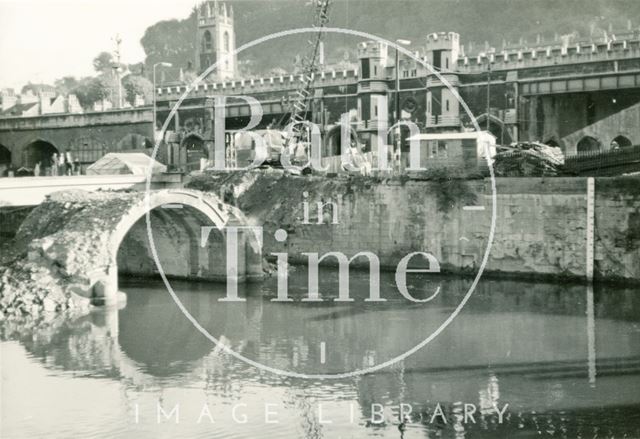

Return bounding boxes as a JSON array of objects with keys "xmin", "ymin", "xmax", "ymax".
[
  {"xmin": 1, "ymin": 173, "xmax": 639, "ymax": 320},
  {"xmin": 187, "ymin": 172, "xmax": 640, "ymax": 283}
]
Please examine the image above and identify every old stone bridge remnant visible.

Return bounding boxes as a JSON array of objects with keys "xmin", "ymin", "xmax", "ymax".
[{"xmin": 10, "ymin": 189, "xmax": 262, "ymax": 309}]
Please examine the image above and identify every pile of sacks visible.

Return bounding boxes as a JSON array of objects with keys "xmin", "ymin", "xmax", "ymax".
[{"xmin": 493, "ymin": 142, "xmax": 565, "ymax": 177}]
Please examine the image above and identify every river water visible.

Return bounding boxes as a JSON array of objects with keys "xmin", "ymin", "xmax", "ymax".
[{"xmin": 2, "ymin": 269, "xmax": 640, "ymax": 438}]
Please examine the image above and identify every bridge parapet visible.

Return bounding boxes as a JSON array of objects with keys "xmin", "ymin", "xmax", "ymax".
[
  {"xmin": 156, "ymin": 68, "xmax": 358, "ymax": 102},
  {"xmin": 0, "ymin": 108, "xmax": 152, "ymax": 131},
  {"xmin": 459, "ymin": 38, "xmax": 640, "ymax": 73}
]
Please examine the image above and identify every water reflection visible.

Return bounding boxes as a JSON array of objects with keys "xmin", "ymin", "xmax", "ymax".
[{"xmin": 2, "ymin": 270, "xmax": 640, "ymax": 438}]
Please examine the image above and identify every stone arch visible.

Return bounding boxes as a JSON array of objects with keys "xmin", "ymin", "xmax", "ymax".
[
  {"xmin": 577, "ymin": 136, "xmax": 601, "ymax": 154},
  {"xmin": 117, "ymin": 133, "xmax": 152, "ymax": 151},
  {"xmin": 19, "ymin": 189, "xmax": 262, "ymax": 306},
  {"xmin": 0, "ymin": 144, "xmax": 11, "ymax": 176},
  {"xmin": 181, "ymin": 133, "xmax": 208, "ymax": 171},
  {"xmin": 544, "ymin": 138, "xmax": 560, "ymax": 147},
  {"xmin": 475, "ymin": 114, "xmax": 513, "ymax": 145},
  {"xmin": 22, "ymin": 138, "xmax": 59, "ymax": 171},
  {"xmin": 324, "ymin": 124, "xmax": 358, "ymax": 157},
  {"xmin": 612, "ymin": 135, "xmax": 632, "ymax": 149}
]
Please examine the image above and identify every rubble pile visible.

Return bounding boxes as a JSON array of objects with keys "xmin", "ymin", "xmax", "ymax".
[
  {"xmin": 0, "ymin": 262, "xmax": 90, "ymax": 321},
  {"xmin": 493, "ymin": 142, "xmax": 565, "ymax": 177},
  {"xmin": 0, "ymin": 190, "xmax": 132, "ymax": 320}
]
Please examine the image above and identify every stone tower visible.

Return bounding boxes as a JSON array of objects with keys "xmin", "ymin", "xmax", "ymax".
[
  {"xmin": 195, "ymin": 0, "xmax": 237, "ymax": 80},
  {"xmin": 356, "ymin": 40, "xmax": 390, "ymax": 153},
  {"xmin": 424, "ymin": 32, "xmax": 461, "ymax": 131}
]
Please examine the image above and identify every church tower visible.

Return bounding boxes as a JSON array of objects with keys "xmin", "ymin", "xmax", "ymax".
[{"xmin": 195, "ymin": 1, "xmax": 237, "ymax": 80}]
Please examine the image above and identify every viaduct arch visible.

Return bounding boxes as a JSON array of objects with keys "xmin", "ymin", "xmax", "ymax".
[
  {"xmin": 17, "ymin": 189, "xmax": 262, "ymax": 306},
  {"xmin": 475, "ymin": 113, "xmax": 513, "ymax": 145}
]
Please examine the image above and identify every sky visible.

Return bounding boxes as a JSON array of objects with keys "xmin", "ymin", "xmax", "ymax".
[{"xmin": 0, "ymin": 0, "xmax": 197, "ymax": 90}]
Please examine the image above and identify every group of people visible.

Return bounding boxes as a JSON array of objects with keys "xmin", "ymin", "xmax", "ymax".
[{"xmin": 31, "ymin": 152, "xmax": 81, "ymax": 177}]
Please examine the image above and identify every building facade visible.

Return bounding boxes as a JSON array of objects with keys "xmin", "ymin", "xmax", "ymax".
[{"xmin": 2, "ymin": 1, "xmax": 640, "ymax": 172}]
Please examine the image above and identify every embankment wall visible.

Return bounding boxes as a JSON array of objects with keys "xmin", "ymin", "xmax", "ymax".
[{"xmin": 190, "ymin": 173, "xmax": 640, "ymax": 282}]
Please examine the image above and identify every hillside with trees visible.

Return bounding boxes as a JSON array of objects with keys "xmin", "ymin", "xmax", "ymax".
[{"xmin": 139, "ymin": 0, "xmax": 640, "ymax": 78}]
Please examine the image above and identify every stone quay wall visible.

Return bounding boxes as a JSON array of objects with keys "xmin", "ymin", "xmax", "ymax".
[{"xmin": 190, "ymin": 173, "xmax": 640, "ymax": 282}]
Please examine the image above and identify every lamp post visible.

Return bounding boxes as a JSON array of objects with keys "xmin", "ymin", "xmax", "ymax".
[
  {"xmin": 486, "ymin": 59, "xmax": 491, "ymax": 132},
  {"xmin": 153, "ymin": 62, "xmax": 173, "ymax": 142},
  {"xmin": 394, "ymin": 39, "xmax": 411, "ymax": 165}
]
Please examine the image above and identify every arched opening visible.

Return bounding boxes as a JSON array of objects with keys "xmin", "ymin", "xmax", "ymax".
[
  {"xmin": 612, "ymin": 135, "xmax": 632, "ymax": 149},
  {"xmin": 223, "ymin": 31, "xmax": 230, "ymax": 52},
  {"xmin": 0, "ymin": 144, "xmax": 11, "ymax": 176},
  {"xmin": 181, "ymin": 134, "xmax": 208, "ymax": 172},
  {"xmin": 476, "ymin": 114, "xmax": 512, "ymax": 145},
  {"xmin": 577, "ymin": 136, "xmax": 601, "ymax": 154},
  {"xmin": 544, "ymin": 138, "xmax": 560, "ymax": 147},
  {"xmin": 324, "ymin": 125, "xmax": 359, "ymax": 157},
  {"xmin": 117, "ymin": 133, "xmax": 153, "ymax": 151},
  {"xmin": 113, "ymin": 197, "xmax": 263, "ymax": 372},
  {"xmin": 202, "ymin": 30, "xmax": 213, "ymax": 53},
  {"xmin": 116, "ymin": 203, "xmax": 230, "ymax": 291},
  {"xmin": 23, "ymin": 139, "xmax": 59, "ymax": 174}
]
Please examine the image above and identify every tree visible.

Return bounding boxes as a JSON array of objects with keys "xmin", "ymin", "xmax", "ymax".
[
  {"xmin": 21, "ymin": 82, "xmax": 56, "ymax": 95},
  {"xmin": 71, "ymin": 77, "xmax": 107, "ymax": 109},
  {"xmin": 54, "ymin": 76, "xmax": 80, "ymax": 95},
  {"xmin": 93, "ymin": 51, "xmax": 115, "ymax": 73},
  {"xmin": 127, "ymin": 62, "xmax": 145, "ymax": 76},
  {"xmin": 70, "ymin": 74, "xmax": 123, "ymax": 109},
  {"xmin": 122, "ymin": 74, "xmax": 153, "ymax": 106},
  {"xmin": 140, "ymin": 11, "xmax": 197, "ymax": 78}
]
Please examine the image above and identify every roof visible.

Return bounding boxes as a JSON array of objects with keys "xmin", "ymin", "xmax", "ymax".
[
  {"xmin": 86, "ymin": 153, "xmax": 166, "ymax": 175},
  {"xmin": 0, "ymin": 101, "xmax": 38, "ymax": 117},
  {"xmin": 407, "ymin": 131, "xmax": 496, "ymax": 142}
]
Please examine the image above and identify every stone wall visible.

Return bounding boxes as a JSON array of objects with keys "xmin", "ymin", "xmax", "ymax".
[
  {"xmin": 0, "ymin": 108, "xmax": 153, "ymax": 168},
  {"xmin": 189, "ymin": 173, "xmax": 640, "ymax": 282}
]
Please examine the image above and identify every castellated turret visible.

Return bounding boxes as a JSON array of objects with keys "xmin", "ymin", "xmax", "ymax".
[
  {"xmin": 425, "ymin": 32, "xmax": 460, "ymax": 72},
  {"xmin": 424, "ymin": 32, "xmax": 461, "ymax": 130}
]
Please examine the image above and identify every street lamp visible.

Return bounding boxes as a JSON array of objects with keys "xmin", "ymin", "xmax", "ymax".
[
  {"xmin": 394, "ymin": 39, "xmax": 411, "ymax": 159},
  {"xmin": 153, "ymin": 62, "xmax": 173, "ymax": 143}
]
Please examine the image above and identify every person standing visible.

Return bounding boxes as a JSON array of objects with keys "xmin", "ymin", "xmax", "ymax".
[
  {"xmin": 65, "ymin": 151, "xmax": 73, "ymax": 175},
  {"xmin": 33, "ymin": 161, "xmax": 41, "ymax": 177},
  {"xmin": 51, "ymin": 153, "xmax": 59, "ymax": 176},
  {"xmin": 58, "ymin": 151, "xmax": 66, "ymax": 176}
]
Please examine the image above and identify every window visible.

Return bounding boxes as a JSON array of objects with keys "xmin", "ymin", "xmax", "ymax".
[
  {"xmin": 445, "ymin": 100, "xmax": 449, "ymax": 112},
  {"xmin": 203, "ymin": 31, "xmax": 213, "ymax": 52},
  {"xmin": 224, "ymin": 31, "xmax": 230, "ymax": 52},
  {"xmin": 360, "ymin": 59, "xmax": 370, "ymax": 79},
  {"xmin": 445, "ymin": 57, "xmax": 449, "ymax": 69},
  {"xmin": 411, "ymin": 69, "xmax": 417, "ymax": 77},
  {"xmin": 374, "ymin": 66, "xmax": 377, "ymax": 76},
  {"xmin": 432, "ymin": 49, "xmax": 444, "ymax": 69}
]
